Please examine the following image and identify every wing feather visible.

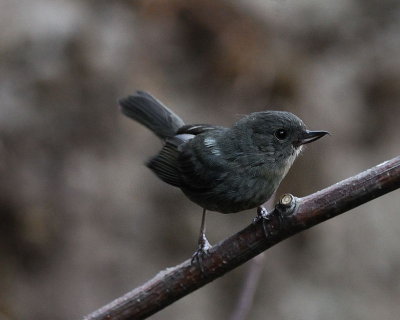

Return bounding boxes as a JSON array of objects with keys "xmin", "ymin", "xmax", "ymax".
[
  {"xmin": 146, "ymin": 134, "xmax": 194, "ymax": 187},
  {"xmin": 177, "ymin": 124, "xmax": 223, "ymax": 135}
]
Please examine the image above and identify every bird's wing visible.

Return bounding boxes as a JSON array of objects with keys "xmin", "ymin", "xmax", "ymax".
[
  {"xmin": 148, "ymin": 126, "xmax": 227, "ymax": 190},
  {"xmin": 146, "ymin": 134, "xmax": 194, "ymax": 187},
  {"xmin": 177, "ymin": 124, "xmax": 223, "ymax": 135},
  {"xmin": 178, "ymin": 132, "xmax": 229, "ymax": 192}
]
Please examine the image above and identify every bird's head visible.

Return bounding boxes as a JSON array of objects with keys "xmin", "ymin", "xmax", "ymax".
[{"xmin": 234, "ymin": 111, "xmax": 329, "ymax": 173}]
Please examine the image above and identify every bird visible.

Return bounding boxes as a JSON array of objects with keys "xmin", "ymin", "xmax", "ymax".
[{"xmin": 119, "ymin": 91, "xmax": 328, "ymax": 261}]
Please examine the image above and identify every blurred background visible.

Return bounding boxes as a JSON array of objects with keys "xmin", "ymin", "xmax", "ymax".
[{"xmin": 1, "ymin": 0, "xmax": 400, "ymax": 319}]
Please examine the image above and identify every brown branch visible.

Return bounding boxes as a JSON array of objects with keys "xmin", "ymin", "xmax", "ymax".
[{"xmin": 83, "ymin": 155, "xmax": 400, "ymax": 320}]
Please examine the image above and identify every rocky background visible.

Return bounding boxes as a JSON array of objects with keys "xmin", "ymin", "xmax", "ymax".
[{"xmin": 1, "ymin": 0, "xmax": 400, "ymax": 319}]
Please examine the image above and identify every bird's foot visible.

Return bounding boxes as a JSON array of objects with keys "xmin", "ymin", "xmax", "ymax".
[
  {"xmin": 253, "ymin": 206, "xmax": 272, "ymax": 238},
  {"xmin": 191, "ymin": 233, "xmax": 212, "ymax": 272},
  {"xmin": 253, "ymin": 206, "xmax": 273, "ymax": 239},
  {"xmin": 252, "ymin": 206, "xmax": 271, "ymax": 224}
]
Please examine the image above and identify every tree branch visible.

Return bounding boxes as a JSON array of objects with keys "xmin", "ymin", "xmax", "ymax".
[{"xmin": 83, "ymin": 155, "xmax": 400, "ymax": 320}]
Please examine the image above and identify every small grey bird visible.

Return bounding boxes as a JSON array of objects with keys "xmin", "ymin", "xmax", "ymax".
[{"xmin": 119, "ymin": 91, "xmax": 328, "ymax": 258}]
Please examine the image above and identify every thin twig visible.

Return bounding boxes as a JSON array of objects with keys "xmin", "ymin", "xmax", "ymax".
[
  {"xmin": 83, "ymin": 155, "xmax": 400, "ymax": 320},
  {"xmin": 229, "ymin": 253, "xmax": 266, "ymax": 320}
]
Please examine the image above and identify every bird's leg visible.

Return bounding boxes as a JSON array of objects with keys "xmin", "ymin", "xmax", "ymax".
[
  {"xmin": 191, "ymin": 209, "xmax": 212, "ymax": 269},
  {"xmin": 197, "ymin": 208, "xmax": 212, "ymax": 251}
]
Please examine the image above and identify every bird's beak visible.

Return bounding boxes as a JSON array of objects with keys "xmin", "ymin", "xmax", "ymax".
[{"xmin": 295, "ymin": 130, "xmax": 329, "ymax": 147}]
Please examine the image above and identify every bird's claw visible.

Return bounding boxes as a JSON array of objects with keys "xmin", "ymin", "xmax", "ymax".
[
  {"xmin": 253, "ymin": 206, "xmax": 273, "ymax": 240},
  {"xmin": 191, "ymin": 234, "xmax": 212, "ymax": 272},
  {"xmin": 252, "ymin": 206, "xmax": 271, "ymax": 224},
  {"xmin": 191, "ymin": 247, "xmax": 209, "ymax": 266}
]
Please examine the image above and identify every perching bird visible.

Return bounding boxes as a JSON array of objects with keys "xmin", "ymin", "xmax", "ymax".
[{"xmin": 119, "ymin": 91, "xmax": 328, "ymax": 259}]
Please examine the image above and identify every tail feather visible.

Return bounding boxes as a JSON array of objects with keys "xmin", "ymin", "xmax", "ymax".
[{"xmin": 119, "ymin": 91, "xmax": 185, "ymax": 139}]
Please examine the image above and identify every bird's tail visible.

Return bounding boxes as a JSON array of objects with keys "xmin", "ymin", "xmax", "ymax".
[{"xmin": 119, "ymin": 91, "xmax": 185, "ymax": 139}]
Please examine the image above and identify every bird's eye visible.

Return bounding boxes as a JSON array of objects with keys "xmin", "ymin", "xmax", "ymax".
[{"xmin": 274, "ymin": 129, "xmax": 288, "ymax": 140}]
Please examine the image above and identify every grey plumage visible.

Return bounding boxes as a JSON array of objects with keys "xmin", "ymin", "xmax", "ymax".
[
  {"xmin": 119, "ymin": 91, "xmax": 328, "ymax": 214},
  {"xmin": 119, "ymin": 91, "xmax": 185, "ymax": 139}
]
